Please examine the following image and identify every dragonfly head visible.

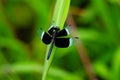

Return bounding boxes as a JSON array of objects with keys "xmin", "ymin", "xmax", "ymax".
[{"xmin": 53, "ymin": 26, "xmax": 60, "ymax": 32}]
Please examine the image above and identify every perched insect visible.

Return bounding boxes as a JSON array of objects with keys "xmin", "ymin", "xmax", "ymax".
[{"xmin": 41, "ymin": 25, "xmax": 72, "ymax": 60}]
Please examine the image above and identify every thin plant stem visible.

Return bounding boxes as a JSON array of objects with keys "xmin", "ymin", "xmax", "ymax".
[{"xmin": 66, "ymin": 11, "xmax": 98, "ymax": 80}]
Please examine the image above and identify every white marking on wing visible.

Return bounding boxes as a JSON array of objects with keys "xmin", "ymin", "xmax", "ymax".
[
  {"xmin": 65, "ymin": 28, "xmax": 70, "ymax": 35},
  {"xmin": 41, "ymin": 31, "xmax": 45, "ymax": 40},
  {"xmin": 69, "ymin": 38, "xmax": 73, "ymax": 46}
]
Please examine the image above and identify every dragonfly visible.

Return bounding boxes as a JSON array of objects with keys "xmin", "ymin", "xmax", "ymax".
[{"xmin": 41, "ymin": 25, "xmax": 72, "ymax": 60}]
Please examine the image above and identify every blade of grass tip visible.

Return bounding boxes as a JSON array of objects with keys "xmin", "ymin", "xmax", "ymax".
[
  {"xmin": 52, "ymin": 0, "xmax": 70, "ymax": 29},
  {"xmin": 42, "ymin": 0, "xmax": 71, "ymax": 80}
]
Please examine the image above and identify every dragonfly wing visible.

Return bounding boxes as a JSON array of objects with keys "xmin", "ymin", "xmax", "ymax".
[
  {"xmin": 48, "ymin": 26, "xmax": 54, "ymax": 35},
  {"xmin": 55, "ymin": 37, "xmax": 72, "ymax": 48},
  {"xmin": 56, "ymin": 28, "xmax": 69, "ymax": 37},
  {"xmin": 41, "ymin": 31, "xmax": 52, "ymax": 44}
]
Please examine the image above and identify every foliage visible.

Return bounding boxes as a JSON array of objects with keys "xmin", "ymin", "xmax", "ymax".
[{"xmin": 0, "ymin": 0, "xmax": 120, "ymax": 80}]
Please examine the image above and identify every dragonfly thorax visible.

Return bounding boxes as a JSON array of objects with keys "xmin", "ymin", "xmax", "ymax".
[{"xmin": 50, "ymin": 27, "xmax": 60, "ymax": 38}]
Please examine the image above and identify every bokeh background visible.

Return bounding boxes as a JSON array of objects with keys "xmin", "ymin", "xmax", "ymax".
[{"xmin": 0, "ymin": 0, "xmax": 120, "ymax": 80}]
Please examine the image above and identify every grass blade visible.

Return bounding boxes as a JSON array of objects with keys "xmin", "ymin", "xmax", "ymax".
[
  {"xmin": 42, "ymin": 0, "xmax": 71, "ymax": 80},
  {"xmin": 52, "ymin": 0, "xmax": 70, "ymax": 29}
]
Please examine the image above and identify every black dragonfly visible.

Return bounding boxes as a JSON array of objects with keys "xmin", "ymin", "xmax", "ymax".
[{"xmin": 41, "ymin": 25, "xmax": 72, "ymax": 60}]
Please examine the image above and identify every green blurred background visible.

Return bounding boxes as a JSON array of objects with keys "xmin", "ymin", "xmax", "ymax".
[{"xmin": 0, "ymin": 0, "xmax": 120, "ymax": 80}]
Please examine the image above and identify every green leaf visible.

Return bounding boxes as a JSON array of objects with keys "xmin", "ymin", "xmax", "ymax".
[
  {"xmin": 42, "ymin": 0, "xmax": 71, "ymax": 80},
  {"xmin": 52, "ymin": 0, "xmax": 70, "ymax": 29}
]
